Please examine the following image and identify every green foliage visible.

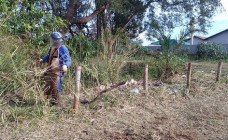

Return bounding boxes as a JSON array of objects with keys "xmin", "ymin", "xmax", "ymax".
[
  {"xmin": 0, "ymin": 34, "xmax": 42, "ymax": 98},
  {"xmin": 196, "ymin": 42, "xmax": 225, "ymax": 59},
  {"xmin": 149, "ymin": 55, "xmax": 185, "ymax": 79},
  {"xmin": 67, "ymin": 33, "xmax": 96, "ymax": 63},
  {"xmin": 143, "ymin": 28, "xmax": 188, "ymax": 79},
  {"xmin": 80, "ymin": 47, "xmax": 135, "ymax": 86},
  {"xmin": 1, "ymin": 0, "xmax": 67, "ymax": 46},
  {"xmin": 120, "ymin": 62, "xmax": 144, "ymax": 80},
  {"xmin": 81, "ymin": 55, "xmax": 126, "ymax": 87},
  {"xmin": 70, "ymin": 30, "xmax": 137, "ymax": 86},
  {"xmin": 129, "ymin": 42, "xmax": 153, "ymax": 57},
  {"xmin": 121, "ymin": 55, "xmax": 185, "ymax": 80}
]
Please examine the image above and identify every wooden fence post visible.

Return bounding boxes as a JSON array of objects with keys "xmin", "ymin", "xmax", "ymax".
[
  {"xmin": 143, "ymin": 64, "xmax": 148, "ymax": 91},
  {"xmin": 187, "ymin": 63, "xmax": 192, "ymax": 89},
  {"xmin": 216, "ymin": 62, "xmax": 222, "ymax": 82},
  {"xmin": 73, "ymin": 66, "xmax": 81, "ymax": 111}
]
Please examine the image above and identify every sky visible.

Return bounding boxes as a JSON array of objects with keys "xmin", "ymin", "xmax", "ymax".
[{"xmin": 139, "ymin": 0, "xmax": 228, "ymax": 46}]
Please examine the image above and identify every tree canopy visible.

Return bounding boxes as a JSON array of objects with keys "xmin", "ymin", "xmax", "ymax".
[{"xmin": 0, "ymin": 0, "xmax": 223, "ymax": 43}]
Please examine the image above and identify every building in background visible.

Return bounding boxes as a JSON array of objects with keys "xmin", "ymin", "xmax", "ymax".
[
  {"xmin": 185, "ymin": 36, "xmax": 206, "ymax": 45},
  {"xmin": 204, "ymin": 29, "xmax": 228, "ymax": 44},
  {"xmin": 146, "ymin": 29, "xmax": 228, "ymax": 54}
]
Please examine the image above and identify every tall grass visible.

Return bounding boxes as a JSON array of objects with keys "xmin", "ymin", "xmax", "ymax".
[
  {"xmin": 0, "ymin": 33, "xmax": 64, "ymax": 126},
  {"xmin": 0, "ymin": 33, "xmax": 42, "ymax": 102},
  {"xmin": 120, "ymin": 55, "xmax": 185, "ymax": 80},
  {"xmin": 65, "ymin": 29, "xmax": 137, "ymax": 88}
]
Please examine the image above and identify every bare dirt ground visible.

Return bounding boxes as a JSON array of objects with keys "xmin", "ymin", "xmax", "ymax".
[{"xmin": 1, "ymin": 62, "xmax": 228, "ymax": 140}]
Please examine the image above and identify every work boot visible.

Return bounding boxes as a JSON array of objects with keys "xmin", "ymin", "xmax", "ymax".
[{"xmin": 50, "ymin": 92, "xmax": 62, "ymax": 106}]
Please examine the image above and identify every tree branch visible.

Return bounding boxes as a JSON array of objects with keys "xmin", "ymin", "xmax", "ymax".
[
  {"xmin": 70, "ymin": 3, "xmax": 110, "ymax": 24},
  {"xmin": 121, "ymin": 15, "xmax": 136, "ymax": 32},
  {"xmin": 112, "ymin": 14, "xmax": 136, "ymax": 42},
  {"xmin": 49, "ymin": 0, "xmax": 58, "ymax": 16},
  {"xmin": 81, "ymin": 81, "xmax": 126, "ymax": 104}
]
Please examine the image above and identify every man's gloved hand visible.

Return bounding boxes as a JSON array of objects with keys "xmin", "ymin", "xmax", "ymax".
[{"xmin": 62, "ymin": 65, "xmax": 67, "ymax": 72}]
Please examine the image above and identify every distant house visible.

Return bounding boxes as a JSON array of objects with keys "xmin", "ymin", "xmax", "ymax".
[
  {"xmin": 185, "ymin": 29, "xmax": 228, "ymax": 45},
  {"xmin": 144, "ymin": 29, "xmax": 228, "ymax": 54},
  {"xmin": 204, "ymin": 29, "xmax": 228, "ymax": 44},
  {"xmin": 185, "ymin": 36, "xmax": 206, "ymax": 45}
]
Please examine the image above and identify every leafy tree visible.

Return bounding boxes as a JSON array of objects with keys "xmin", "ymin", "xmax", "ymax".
[
  {"xmin": 0, "ymin": 0, "xmax": 67, "ymax": 46},
  {"xmin": 147, "ymin": 0, "xmax": 222, "ymax": 39},
  {"xmin": 0, "ymin": 0, "xmax": 223, "ymax": 46}
]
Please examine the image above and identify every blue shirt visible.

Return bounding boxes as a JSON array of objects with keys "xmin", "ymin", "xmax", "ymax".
[{"xmin": 42, "ymin": 45, "xmax": 72, "ymax": 68}]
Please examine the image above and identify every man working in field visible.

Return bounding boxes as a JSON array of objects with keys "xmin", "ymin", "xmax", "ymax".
[{"xmin": 37, "ymin": 32, "xmax": 71, "ymax": 105}]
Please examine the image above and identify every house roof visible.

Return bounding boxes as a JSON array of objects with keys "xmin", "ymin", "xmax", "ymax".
[
  {"xmin": 205, "ymin": 29, "xmax": 228, "ymax": 40},
  {"xmin": 185, "ymin": 36, "xmax": 207, "ymax": 41},
  {"xmin": 195, "ymin": 36, "xmax": 206, "ymax": 40}
]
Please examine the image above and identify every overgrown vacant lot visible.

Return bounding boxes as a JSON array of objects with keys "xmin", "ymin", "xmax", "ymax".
[{"xmin": 1, "ymin": 62, "xmax": 228, "ymax": 140}]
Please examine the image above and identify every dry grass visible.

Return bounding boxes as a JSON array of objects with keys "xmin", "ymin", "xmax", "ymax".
[{"xmin": 1, "ymin": 62, "xmax": 228, "ymax": 140}]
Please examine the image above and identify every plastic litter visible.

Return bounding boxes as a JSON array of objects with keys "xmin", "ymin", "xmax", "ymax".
[
  {"xmin": 99, "ymin": 85, "xmax": 105, "ymax": 90},
  {"xmin": 130, "ymin": 88, "xmax": 140, "ymax": 94},
  {"xmin": 210, "ymin": 70, "xmax": 215, "ymax": 74},
  {"xmin": 129, "ymin": 79, "xmax": 137, "ymax": 85},
  {"xmin": 153, "ymin": 83, "xmax": 164, "ymax": 87},
  {"xmin": 98, "ymin": 102, "xmax": 104, "ymax": 108}
]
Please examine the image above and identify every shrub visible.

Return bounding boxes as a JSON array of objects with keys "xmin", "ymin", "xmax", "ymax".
[
  {"xmin": 150, "ymin": 54, "xmax": 185, "ymax": 79},
  {"xmin": 120, "ymin": 54, "xmax": 185, "ymax": 81},
  {"xmin": 196, "ymin": 42, "xmax": 225, "ymax": 59}
]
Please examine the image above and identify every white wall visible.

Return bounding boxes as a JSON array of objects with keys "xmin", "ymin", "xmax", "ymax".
[
  {"xmin": 206, "ymin": 30, "xmax": 228, "ymax": 44},
  {"xmin": 186, "ymin": 37, "xmax": 204, "ymax": 45},
  {"xmin": 145, "ymin": 44, "xmax": 228, "ymax": 54}
]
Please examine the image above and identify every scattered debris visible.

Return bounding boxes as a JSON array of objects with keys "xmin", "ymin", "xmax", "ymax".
[
  {"xmin": 119, "ymin": 87, "xmax": 127, "ymax": 92},
  {"xmin": 98, "ymin": 102, "xmax": 104, "ymax": 108},
  {"xmin": 124, "ymin": 79, "xmax": 137, "ymax": 86},
  {"xmin": 137, "ymin": 81, "xmax": 143, "ymax": 86},
  {"xmin": 130, "ymin": 88, "xmax": 140, "ymax": 94},
  {"xmin": 129, "ymin": 79, "xmax": 137, "ymax": 85},
  {"xmin": 153, "ymin": 83, "xmax": 165, "ymax": 87},
  {"xmin": 210, "ymin": 70, "xmax": 215, "ymax": 74},
  {"xmin": 99, "ymin": 85, "xmax": 106, "ymax": 90},
  {"xmin": 81, "ymin": 98, "xmax": 89, "ymax": 104},
  {"xmin": 173, "ymin": 89, "xmax": 178, "ymax": 93}
]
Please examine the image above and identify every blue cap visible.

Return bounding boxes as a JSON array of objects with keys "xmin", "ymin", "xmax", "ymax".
[{"xmin": 51, "ymin": 32, "xmax": 62, "ymax": 39}]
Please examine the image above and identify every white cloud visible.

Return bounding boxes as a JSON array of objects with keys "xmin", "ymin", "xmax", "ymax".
[
  {"xmin": 137, "ymin": 31, "xmax": 152, "ymax": 46},
  {"xmin": 213, "ymin": 0, "xmax": 228, "ymax": 22},
  {"xmin": 213, "ymin": 13, "xmax": 228, "ymax": 22},
  {"xmin": 221, "ymin": 0, "xmax": 228, "ymax": 10},
  {"xmin": 138, "ymin": 31, "xmax": 146, "ymax": 39}
]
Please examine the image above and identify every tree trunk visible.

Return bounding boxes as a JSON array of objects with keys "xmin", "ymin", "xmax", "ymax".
[
  {"xmin": 97, "ymin": 14, "xmax": 102, "ymax": 39},
  {"xmin": 102, "ymin": 10, "xmax": 107, "ymax": 30}
]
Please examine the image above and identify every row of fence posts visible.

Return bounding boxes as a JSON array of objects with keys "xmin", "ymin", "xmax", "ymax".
[
  {"xmin": 187, "ymin": 61, "xmax": 223, "ymax": 89},
  {"xmin": 73, "ymin": 62, "xmax": 223, "ymax": 112}
]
